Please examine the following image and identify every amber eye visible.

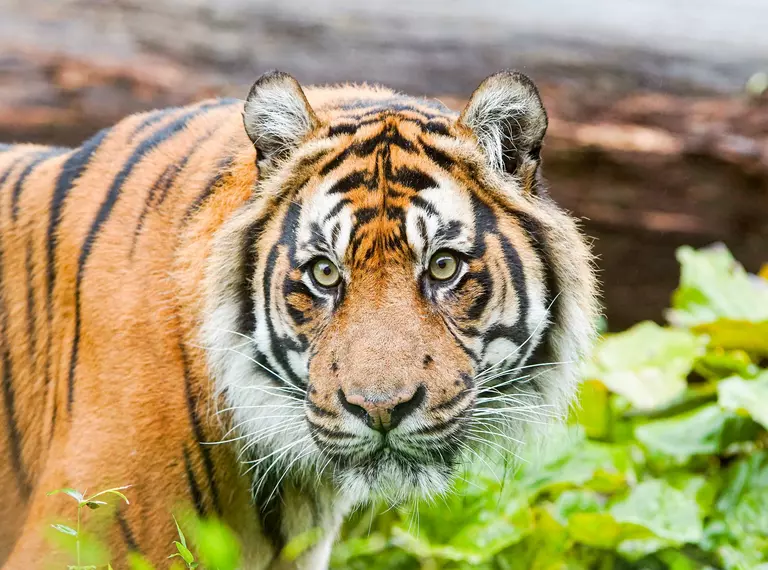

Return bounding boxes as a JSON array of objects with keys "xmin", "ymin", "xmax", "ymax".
[
  {"xmin": 428, "ymin": 251, "xmax": 459, "ymax": 281},
  {"xmin": 311, "ymin": 258, "xmax": 341, "ymax": 288}
]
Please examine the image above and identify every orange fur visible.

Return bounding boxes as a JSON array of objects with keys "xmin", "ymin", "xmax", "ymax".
[{"xmin": 0, "ymin": 74, "xmax": 598, "ymax": 569}]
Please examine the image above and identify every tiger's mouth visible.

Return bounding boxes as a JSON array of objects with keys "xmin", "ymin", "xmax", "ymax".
[
  {"xmin": 318, "ymin": 432, "xmax": 462, "ymax": 501},
  {"xmin": 332, "ymin": 447, "xmax": 457, "ymax": 502}
]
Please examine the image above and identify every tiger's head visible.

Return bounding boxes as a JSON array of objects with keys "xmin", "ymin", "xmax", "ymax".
[{"xmin": 204, "ymin": 71, "xmax": 598, "ymax": 503}]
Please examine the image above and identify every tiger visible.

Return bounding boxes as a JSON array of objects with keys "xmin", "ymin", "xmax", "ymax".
[{"xmin": 0, "ymin": 70, "xmax": 598, "ymax": 569}]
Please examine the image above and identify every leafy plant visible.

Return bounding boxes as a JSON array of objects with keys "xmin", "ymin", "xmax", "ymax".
[
  {"xmin": 332, "ymin": 244, "xmax": 768, "ymax": 569},
  {"xmin": 127, "ymin": 514, "xmax": 240, "ymax": 570},
  {"xmin": 47, "ymin": 485, "xmax": 131, "ymax": 570},
  {"xmin": 169, "ymin": 516, "xmax": 198, "ymax": 569}
]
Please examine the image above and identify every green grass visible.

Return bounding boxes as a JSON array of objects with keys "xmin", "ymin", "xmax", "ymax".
[{"xmin": 48, "ymin": 244, "xmax": 768, "ymax": 569}]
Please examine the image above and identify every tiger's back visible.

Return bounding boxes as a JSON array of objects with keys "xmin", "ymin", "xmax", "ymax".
[{"xmin": 0, "ymin": 101, "xmax": 264, "ymax": 566}]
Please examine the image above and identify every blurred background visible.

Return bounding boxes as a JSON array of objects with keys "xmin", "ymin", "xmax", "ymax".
[{"xmin": 1, "ymin": 0, "xmax": 767, "ymax": 328}]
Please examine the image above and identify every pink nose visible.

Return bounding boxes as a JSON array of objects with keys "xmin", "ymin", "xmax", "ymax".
[{"xmin": 339, "ymin": 385, "xmax": 425, "ymax": 432}]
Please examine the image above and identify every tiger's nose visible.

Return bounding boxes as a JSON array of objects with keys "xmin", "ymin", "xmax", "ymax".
[{"xmin": 339, "ymin": 385, "xmax": 426, "ymax": 432}]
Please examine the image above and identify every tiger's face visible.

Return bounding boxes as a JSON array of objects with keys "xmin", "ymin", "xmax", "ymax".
[{"xmin": 204, "ymin": 71, "xmax": 598, "ymax": 503}]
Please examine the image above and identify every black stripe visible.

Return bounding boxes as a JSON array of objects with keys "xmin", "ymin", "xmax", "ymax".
[
  {"xmin": 0, "ymin": 351, "xmax": 29, "ymax": 497},
  {"xmin": 179, "ymin": 342, "xmax": 222, "ymax": 515},
  {"xmin": 307, "ymin": 421, "xmax": 356, "ymax": 440},
  {"xmin": 470, "ymin": 195, "xmax": 531, "ymax": 351},
  {"xmin": 390, "ymin": 167, "xmax": 436, "ymax": 192},
  {"xmin": 183, "ymin": 446, "xmax": 206, "ymax": 517},
  {"xmin": 116, "ymin": 509, "xmax": 140, "ymax": 552},
  {"xmin": 45, "ymin": 129, "xmax": 109, "ymax": 439},
  {"xmin": 512, "ymin": 210, "xmax": 559, "ymax": 376},
  {"xmin": 0, "ymin": 157, "xmax": 25, "ymax": 193},
  {"xmin": 323, "ymin": 198, "xmax": 351, "ymax": 222},
  {"xmin": 306, "ymin": 399, "xmax": 337, "ymax": 418},
  {"xmin": 11, "ymin": 148, "xmax": 67, "ymax": 221},
  {"xmin": 0, "ymin": 204, "xmax": 30, "ymax": 496},
  {"xmin": 327, "ymin": 170, "xmax": 369, "ymax": 194},
  {"xmin": 130, "ymin": 126, "xmax": 223, "ymax": 258},
  {"xmin": 411, "ymin": 195, "xmax": 439, "ymax": 217},
  {"xmin": 25, "ymin": 239, "xmax": 37, "ymax": 364},
  {"xmin": 236, "ymin": 176, "xmax": 311, "ymax": 353},
  {"xmin": 47, "ymin": 130, "xmax": 110, "ymax": 309},
  {"xmin": 430, "ymin": 388, "xmax": 472, "ymax": 412},
  {"xmin": 352, "ymin": 125, "xmax": 415, "ymax": 156},
  {"xmin": 0, "ymin": 153, "xmax": 32, "ymax": 496},
  {"xmin": 260, "ymin": 201, "xmax": 307, "ymax": 388},
  {"xmin": 128, "ymin": 108, "xmax": 178, "ymax": 142},
  {"xmin": 327, "ymin": 116, "xmax": 452, "ymax": 138},
  {"xmin": 420, "ymin": 140, "xmax": 456, "ymax": 171},
  {"xmin": 252, "ymin": 471, "xmax": 285, "ymax": 556},
  {"xmin": 182, "ymin": 155, "xmax": 233, "ymax": 224},
  {"xmin": 129, "ymin": 163, "xmax": 178, "ymax": 258},
  {"xmin": 67, "ymin": 101, "xmax": 229, "ymax": 413},
  {"xmin": 327, "ymin": 123, "xmax": 359, "ymax": 137},
  {"xmin": 319, "ymin": 148, "xmax": 351, "ymax": 176}
]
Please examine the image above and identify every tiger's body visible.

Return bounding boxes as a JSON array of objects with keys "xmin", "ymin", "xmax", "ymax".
[{"xmin": 0, "ymin": 72, "xmax": 598, "ymax": 568}]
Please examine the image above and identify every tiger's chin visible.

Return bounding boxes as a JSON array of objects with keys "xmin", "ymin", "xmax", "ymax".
[{"xmin": 333, "ymin": 449, "xmax": 456, "ymax": 504}]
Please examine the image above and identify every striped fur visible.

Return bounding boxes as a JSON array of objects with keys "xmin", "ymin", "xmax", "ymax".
[{"xmin": 0, "ymin": 71, "xmax": 598, "ymax": 569}]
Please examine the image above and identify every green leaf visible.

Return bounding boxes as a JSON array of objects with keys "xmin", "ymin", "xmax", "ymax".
[
  {"xmin": 85, "ymin": 500, "xmax": 107, "ymax": 510},
  {"xmin": 718, "ymin": 371, "xmax": 768, "ymax": 429},
  {"xmin": 694, "ymin": 348, "xmax": 759, "ymax": 380},
  {"xmin": 716, "ymin": 453, "xmax": 768, "ymax": 540},
  {"xmin": 584, "ymin": 322, "xmax": 705, "ymax": 411},
  {"xmin": 695, "ymin": 320, "xmax": 768, "ymax": 354},
  {"xmin": 330, "ymin": 534, "xmax": 389, "ymax": 567},
  {"xmin": 634, "ymin": 404, "xmax": 760, "ymax": 463},
  {"xmin": 172, "ymin": 516, "xmax": 187, "ymax": 548},
  {"xmin": 663, "ymin": 472, "xmax": 720, "ymax": 518},
  {"xmin": 522, "ymin": 427, "xmax": 634, "ymax": 495},
  {"xmin": 610, "ymin": 479, "xmax": 704, "ymax": 548},
  {"xmin": 567, "ymin": 512, "xmax": 624, "ymax": 549},
  {"xmin": 194, "ymin": 518, "xmax": 241, "ymax": 570},
  {"xmin": 47, "ymin": 488, "xmax": 84, "ymax": 503},
  {"xmin": 667, "ymin": 245, "xmax": 768, "ymax": 327},
  {"xmin": 279, "ymin": 527, "xmax": 323, "ymax": 562},
  {"xmin": 497, "ymin": 508, "xmax": 586, "ymax": 570},
  {"xmin": 87, "ymin": 485, "xmax": 131, "ymax": 505},
  {"xmin": 550, "ymin": 489, "xmax": 603, "ymax": 525},
  {"xmin": 390, "ymin": 526, "xmax": 484, "ymax": 564},
  {"xmin": 575, "ymin": 380, "xmax": 611, "ymax": 439},
  {"xmin": 173, "ymin": 541, "xmax": 195, "ymax": 565},
  {"xmin": 50, "ymin": 523, "xmax": 78, "ymax": 537},
  {"xmin": 446, "ymin": 498, "xmax": 533, "ymax": 559}
]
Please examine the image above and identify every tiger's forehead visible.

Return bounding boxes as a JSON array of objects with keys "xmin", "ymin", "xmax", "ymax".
[
  {"xmin": 294, "ymin": 111, "xmax": 476, "ymax": 269},
  {"xmin": 311, "ymin": 91, "xmax": 458, "ymax": 126}
]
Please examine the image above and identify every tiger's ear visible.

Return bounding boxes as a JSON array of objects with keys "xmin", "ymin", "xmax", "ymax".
[
  {"xmin": 459, "ymin": 71, "xmax": 547, "ymax": 185},
  {"xmin": 243, "ymin": 70, "xmax": 319, "ymax": 166}
]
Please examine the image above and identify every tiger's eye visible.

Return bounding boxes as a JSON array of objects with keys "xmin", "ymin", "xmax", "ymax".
[
  {"xmin": 312, "ymin": 258, "xmax": 341, "ymax": 287},
  {"xmin": 428, "ymin": 251, "xmax": 459, "ymax": 281}
]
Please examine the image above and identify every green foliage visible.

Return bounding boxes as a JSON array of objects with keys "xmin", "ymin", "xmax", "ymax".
[
  {"xmin": 127, "ymin": 514, "xmax": 240, "ymax": 570},
  {"xmin": 332, "ymin": 245, "xmax": 768, "ymax": 569},
  {"xmin": 169, "ymin": 516, "xmax": 198, "ymax": 568},
  {"xmin": 47, "ymin": 485, "xmax": 131, "ymax": 569}
]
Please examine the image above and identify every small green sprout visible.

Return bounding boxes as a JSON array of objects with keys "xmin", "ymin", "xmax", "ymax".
[
  {"xmin": 169, "ymin": 516, "xmax": 198, "ymax": 569},
  {"xmin": 47, "ymin": 485, "xmax": 131, "ymax": 570}
]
